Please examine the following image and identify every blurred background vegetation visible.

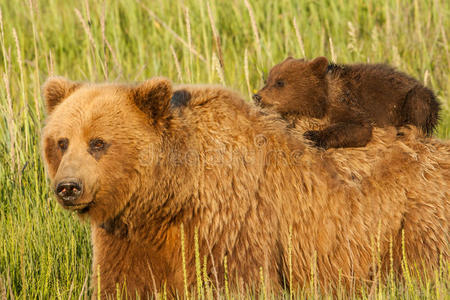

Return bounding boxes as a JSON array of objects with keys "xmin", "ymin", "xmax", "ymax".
[{"xmin": 0, "ymin": 0, "xmax": 448, "ymax": 298}]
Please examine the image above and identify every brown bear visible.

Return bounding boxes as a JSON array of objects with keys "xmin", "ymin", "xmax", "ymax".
[
  {"xmin": 253, "ymin": 57, "xmax": 440, "ymax": 149},
  {"xmin": 42, "ymin": 77, "xmax": 449, "ymax": 298}
]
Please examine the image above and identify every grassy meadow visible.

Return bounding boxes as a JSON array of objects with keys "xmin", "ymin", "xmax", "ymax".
[{"xmin": 0, "ymin": 0, "xmax": 449, "ymax": 298}]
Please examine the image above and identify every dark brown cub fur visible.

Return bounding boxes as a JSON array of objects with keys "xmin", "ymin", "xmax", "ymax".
[{"xmin": 254, "ymin": 56, "xmax": 440, "ymax": 149}]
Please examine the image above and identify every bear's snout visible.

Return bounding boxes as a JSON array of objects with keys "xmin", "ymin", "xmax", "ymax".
[
  {"xmin": 252, "ymin": 93, "xmax": 262, "ymax": 105},
  {"xmin": 55, "ymin": 178, "xmax": 83, "ymax": 203}
]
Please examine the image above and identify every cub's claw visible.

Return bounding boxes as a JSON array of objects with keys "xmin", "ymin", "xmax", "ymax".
[{"xmin": 304, "ymin": 130, "xmax": 328, "ymax": 149}]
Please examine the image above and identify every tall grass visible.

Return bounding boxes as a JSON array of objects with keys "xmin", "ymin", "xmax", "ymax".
[{"xmin": 0, "ymin": 0, "xmax": 448, "ymax": 298}]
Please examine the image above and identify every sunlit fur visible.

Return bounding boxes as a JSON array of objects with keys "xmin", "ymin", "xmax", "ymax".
[
  {"xmin": 255, "ymin": 57, "xmax": 440, "ymax": 149},
  {"xmin": 42, "ymin": 77, "xmax": 449, "ymax": 298}
]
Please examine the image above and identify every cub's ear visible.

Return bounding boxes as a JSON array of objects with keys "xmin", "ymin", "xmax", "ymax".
[
  {"xmin": 309, "ymin": 56, "xmax": 329, "ymax": 77},
  {"xmin": 133, "ymin": 77, "xmax": 173, "ymax": 122},
  {"xmin": 43, "ymin": 77, "xmax": 82, "ymax": 114}
]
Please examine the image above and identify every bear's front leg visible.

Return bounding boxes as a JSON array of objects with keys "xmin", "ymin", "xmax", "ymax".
[{"xmin": 304, "ymin": 121, "xmax": 373, "ymax": 149}]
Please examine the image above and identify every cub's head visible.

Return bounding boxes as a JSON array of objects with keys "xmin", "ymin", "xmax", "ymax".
[
  {"xmin": 41, "ymin": 77, "xmax": 173, "ymax": 224},
  {"xmin": 253, "ymin": 56, "xmax": 329, "ymax": 118}
]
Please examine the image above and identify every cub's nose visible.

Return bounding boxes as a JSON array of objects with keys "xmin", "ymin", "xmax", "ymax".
[
  {"xmin": 56, "ymin": 179, "xmax": 83, "ymax": 202},
  {"xmin": 253, "ymin": 94, "xmax": 262, "ymax": 104}
]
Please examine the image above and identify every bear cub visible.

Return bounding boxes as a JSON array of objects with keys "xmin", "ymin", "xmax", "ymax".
[{"xmin": 253, "ymin": 56, "xmax": 440, "ymax": 149}]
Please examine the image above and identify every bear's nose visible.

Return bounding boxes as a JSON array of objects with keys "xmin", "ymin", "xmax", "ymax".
[
  {"xmin": 56, "ymin": 179, "xmax": 83, "ymax": 202},
  {"xmin": 252, "ymin": 94, "xmax": 262, "ymax": 104}
]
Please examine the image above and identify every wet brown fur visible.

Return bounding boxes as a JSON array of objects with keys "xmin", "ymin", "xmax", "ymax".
[
  {"xmin": 254, "ymin": 57, "xmax": 440, "ymax": 149},
  {"xmin": 41, "ymin": 77, "xmax": 449, "ymax": 298}
]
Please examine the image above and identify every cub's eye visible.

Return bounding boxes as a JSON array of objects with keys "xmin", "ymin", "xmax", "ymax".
[
  {"xmin": 57, "ymin": 138, "xmax": 68, "ymax": 152},
  {"xmin": 275, "ymin": 80, "xmax": 284, "ymax": 88},
  {"xmin": 89, "ymin": 138, "xmax": 106, "ymax": 152}
]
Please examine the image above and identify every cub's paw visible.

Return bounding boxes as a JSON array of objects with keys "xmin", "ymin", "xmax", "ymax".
[{"xmin": 303, "ymin": 130, "xmax": 329, "ymax": 149}]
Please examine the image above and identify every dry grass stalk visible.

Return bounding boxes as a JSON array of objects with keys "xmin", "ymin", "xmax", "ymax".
[
  {"xmin": 244, "ymin": 0, "xmax": 262, "ymax": 58},
  {"xmin": 329, "ymin": 37, "xmax": 337, "ymax": 62},
  {"xmin": 170, "ymin": 45, "xmax": 183, "ymax": 82},
  {"xmin": 207, "ymin": 2, "xmax": 224, "ymax": 70},
  {"xmin": 244, "ymin": 48, "xmax": 252, "ymax": 99},
  {"xmin": 293, "ymin": 17, "xmax": 306, "ymax": 58}
]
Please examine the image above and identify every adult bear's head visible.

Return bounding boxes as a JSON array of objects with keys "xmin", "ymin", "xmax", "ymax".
[{"xmin": 42, "ymin": 77, "xmax": 174, "ymax": 224}]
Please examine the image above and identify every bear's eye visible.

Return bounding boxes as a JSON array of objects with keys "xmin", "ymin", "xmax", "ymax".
[
  {"xmin": 275, "ymin": 80, "xmax": 284, "ymax": 88},
  {"xmin": 57, "ymin": 138, "xmax": 69, "ymax": 152},
  {"xmin": 89, "ymin": 138, "xmax": 106, "ymax": 152}
]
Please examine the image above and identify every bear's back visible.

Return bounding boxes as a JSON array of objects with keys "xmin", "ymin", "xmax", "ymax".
[{"xmin": 327, "ymin": 63, "xmax": 427, "ymax": 126}]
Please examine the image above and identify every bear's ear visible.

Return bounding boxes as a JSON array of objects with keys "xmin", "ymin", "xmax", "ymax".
[
  {"xmin": 309, "ymin": 56, "xmax": 329, "ymax": 77},
  {"xmin": 43, "ymin": 77, "xmax": 82, "ymax": 114},
  {"xmin": 132, "ymin": 77, "xmax": 173, "ymax": 122}
]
